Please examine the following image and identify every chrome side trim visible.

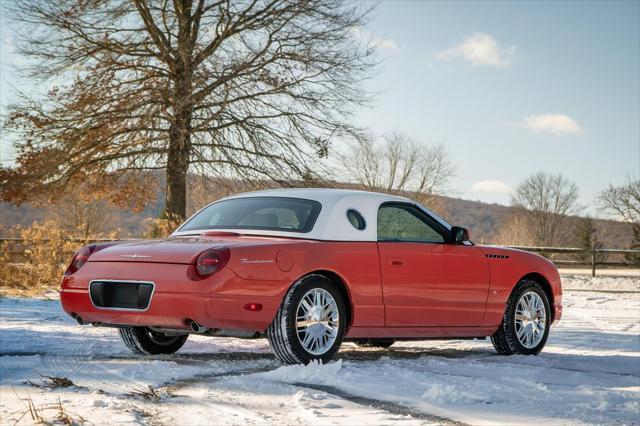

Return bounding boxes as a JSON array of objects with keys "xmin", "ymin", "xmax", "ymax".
[{"xmin": 88, "ymin": 279, "xmax": 156, "ymax": 312}]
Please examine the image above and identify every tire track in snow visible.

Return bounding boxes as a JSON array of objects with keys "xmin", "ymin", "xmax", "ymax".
[
  {"xmin": 163, "ymin": 364, "xmax": 279, "ymax": 391},
  {"xmin": 291, "ymin": 381, "xmax": 465, "ymax": 425},
  {"xmin": 155, "ymin": 357, "xmax": 463, "ymax": 424}
]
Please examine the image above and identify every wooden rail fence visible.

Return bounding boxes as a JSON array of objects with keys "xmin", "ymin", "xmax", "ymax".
[
  {"xmin": 1, "ymin": 238, "xmax": 638, "ymax": 277},
  {"xmin": 504, "ymin": 246, "xmax": 639, "ymax": 277}
]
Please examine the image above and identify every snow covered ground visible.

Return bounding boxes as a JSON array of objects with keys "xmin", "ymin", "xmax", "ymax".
[{"xmin": 1, "ymin": 274, "xmax": 639, "ymax": 425}]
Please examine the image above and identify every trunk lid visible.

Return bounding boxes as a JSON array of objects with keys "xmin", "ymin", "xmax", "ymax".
[{"xmin": 88, "ymin": 235, "xmax": 299, "ymax": 264}]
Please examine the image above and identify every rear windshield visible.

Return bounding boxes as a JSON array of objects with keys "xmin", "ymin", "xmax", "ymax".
[{"xmin": 179, "ymin": 197, "xmax": 322, "ymax": 233}]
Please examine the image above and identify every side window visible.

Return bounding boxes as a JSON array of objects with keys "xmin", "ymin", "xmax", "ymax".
[
  {"xmin": 377, "ymin": 204, "xmax": 445, "ymax": 243},
  {"xmin": 346, "ymin": 209, "xmax": 366, "ymax": 230}
]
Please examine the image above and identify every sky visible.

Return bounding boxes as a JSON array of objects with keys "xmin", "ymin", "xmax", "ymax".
[
  {"xmin": 353, "ymin": 0, "xmax": 640, "ymax": 210},
  {"xmin": 1, "ymin": 0, "xmax": 639, "ymax": 213}
]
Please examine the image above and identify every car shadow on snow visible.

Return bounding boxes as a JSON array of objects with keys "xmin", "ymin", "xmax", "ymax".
[
  {"xmin": 337, "ymin": 346, "xmax": 491, "ymax": 360},
  {"xmin": 2, "ymin": 326, "xmax": 637, "ymax": 378}
]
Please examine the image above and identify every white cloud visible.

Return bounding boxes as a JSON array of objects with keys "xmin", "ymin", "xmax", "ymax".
[
  {"xmin": 350, "ymin": 27, "xmax": 398, "ymax": 51},
  {"xmin": 471, "ymin": 180, "xmax": 513, "ymax": 194},
  {"xmin": 436, "ymin": 32, "xmax": 515, "ymax": 67},
  {"xmin": 375, "ymin": 38, "xmax": 399, "ymax": 51},
  {"xmin": 520, "ymin": 113, "xmax": 584, "ymax": 136}
]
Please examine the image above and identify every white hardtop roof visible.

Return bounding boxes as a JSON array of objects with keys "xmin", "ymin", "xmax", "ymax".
[
  {"xmin": 226, "ymin": 188, "xmax": 411, "ymax": 204},
  {"xmin": 172, "ymin": 188, "xmax": 451, "ymax": 241}
]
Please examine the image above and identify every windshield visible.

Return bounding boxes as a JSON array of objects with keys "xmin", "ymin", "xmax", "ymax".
[{"xmin": 179, "ymin": 197, "xmax": 322, "ymax": 233}]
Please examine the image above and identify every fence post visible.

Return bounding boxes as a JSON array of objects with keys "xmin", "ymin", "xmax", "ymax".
[{"xmin": 591, "ymin": 237, "xmax": 596, "ymax": 278}]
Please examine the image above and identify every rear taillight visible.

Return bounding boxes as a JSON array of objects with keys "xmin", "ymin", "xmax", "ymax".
[
  {"xmin": 195, "ymin": 247, "xmax": 230, "ymax": 278},
  {"xmin": 65, "ymin": 245, "xmax": 95, "ymax": 275}
]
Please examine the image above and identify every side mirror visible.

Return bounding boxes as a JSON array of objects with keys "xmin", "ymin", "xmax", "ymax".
[{"xmin": 451, "ymin": 226, "xmax": 470, "ymax": 243}]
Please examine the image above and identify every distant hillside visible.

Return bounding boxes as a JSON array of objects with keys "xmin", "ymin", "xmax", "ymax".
[
  {"xmin": 438, "ymin": 196, "xmax": 513, "ymax": 243},
  {"xmin": 0, "ymin": 201, "xmax": 160, "ymax": 237},
  {"xmin": 435, "ymin": 195, "xmax": 631, "ymax": 248},
  {"xmin": 1, "ymin": 191, "xmax": 632, "ymax": 248}
]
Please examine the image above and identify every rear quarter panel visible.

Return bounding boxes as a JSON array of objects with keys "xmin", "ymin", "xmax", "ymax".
[{"xmin": 227, "ymin": 240, "xmax": 384, "ymax": 327}]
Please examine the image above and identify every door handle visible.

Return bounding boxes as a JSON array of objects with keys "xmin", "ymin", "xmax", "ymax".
[{"xmin": 388, "ymin": 257, "xmax": 403, "ymax": 266}]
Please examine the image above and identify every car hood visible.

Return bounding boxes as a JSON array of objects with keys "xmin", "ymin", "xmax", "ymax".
[{"xmin": 88, "ymin": 235, "xmax": 297, "ymax": 264}]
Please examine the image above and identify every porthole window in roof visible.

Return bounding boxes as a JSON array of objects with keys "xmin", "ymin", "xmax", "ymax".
[{"xmin": 346, "ymin": 209, "xmax": 366, "ymax": 230}]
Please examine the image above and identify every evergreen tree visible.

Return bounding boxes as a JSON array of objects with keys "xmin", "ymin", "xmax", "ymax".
[
  {"xmin": 626, "ymin": 223, "xmax": 640, "ymax": 265},
  {"xmin": 575, "ymin": 217, "xmax": 606, "ymax": 264}
]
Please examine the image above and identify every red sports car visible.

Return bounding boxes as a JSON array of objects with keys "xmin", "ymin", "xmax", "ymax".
[{"xmin": 60, "ymin": 189, "xmax": 562, "ymax": 364}]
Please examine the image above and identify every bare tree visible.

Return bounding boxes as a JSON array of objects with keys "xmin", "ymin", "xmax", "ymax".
[
  {"xmin": 51, "ymin": 199, "xmax": 118, "ymax": 237},
  {"xmin": 511, "ymin": 172, "xmax": 579, "ymax": 246},
  {"xmin": 494, "ymin": 210, "xmax": 537, "ymax": 246},
  {"xmin": 339, "ymin": 132, "xmax": 456, "ymax": 206},
  {"xmin": 599, "ymin": 177, "xmax": 640, "ymax": 263},
  {"xmin": 185, "ymin": 174, "xmax": 271, "ymax": 216},
  {"xmin": 598, "ymin": 177, "xmax": 640, "ymax": 224},
  {"xmin": 1, "ymin": 0, "xmax": 377, "ymax": 220}
]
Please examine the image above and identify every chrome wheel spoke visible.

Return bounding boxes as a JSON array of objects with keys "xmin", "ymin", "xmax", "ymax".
[
  {"xmin": 295, "ymin": 288, "xmax": 339, "ymax": 356},
  {"xmin": 514, "ymin": 291, "xmax": 547, "ymax": 349},
  {"xmin": 296, "ymin": 319, "xmax": 315, "ymax": 328},
  {"xmin": 319, "ymin": 321, "xmax": 333, "ymax": 332},
  {"xmin": 516, "ymin": 325, "xmax": 527, "ymax": 339},
  {"xmin": 302, "ymin": 330, "xmax": 314, "ymax": 347}
]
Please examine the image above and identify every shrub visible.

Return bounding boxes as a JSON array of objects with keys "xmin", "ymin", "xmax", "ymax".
[
  {"xmin": 0, "ymin": 221, "xmax": 118, "ymax": 297},
  {"xmin": 143, "ymin": 212, "xmax": 183, "ymax": 238}
]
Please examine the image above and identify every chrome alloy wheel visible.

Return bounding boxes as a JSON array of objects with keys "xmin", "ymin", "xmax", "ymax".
[
  {"xmin": 514, "ymin": 291, "xmax": 547, "ymax": 349},
  {"xmin": 295, "ymin": 288, "xmax": 339, "ymax": 355}
]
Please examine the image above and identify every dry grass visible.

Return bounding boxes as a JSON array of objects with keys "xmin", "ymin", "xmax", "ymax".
[
  {"xmin": 27, "ymin": 374, "xmax": 78, "ymax": 390},
  {"xmin": 0, "ymin": 221, "xmax": 119, "ymax": 297},
  {"xmin": 0, "ymin": 207, "xmax": 185, "ymax": 298},
  {"xmin": 128, "ymin": 385, "xmax": 162, "ymax": 401},
  {"xmin": 26, "ymin": 393, "xmax": 44, "ymax": 424},
  {"xmin": 55, "ymin": 397, "xmax": 86, "ymax": 426},
  {"xmin": 10, "ymin": 389, "xmax": 86, "ymax": 425},
  {"xmin": 143, "ymin": 213, "xmax": 183, "ymax": 238}
]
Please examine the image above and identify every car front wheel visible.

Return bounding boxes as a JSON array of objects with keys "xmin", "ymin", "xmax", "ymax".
[
  {"xmin": 491, "ymin": 280, "xmax": 551, "ymax": 355},
  {"xmin": 267, "ymin": 275, "xmax": 346, "ymax": 364},
  {"xmin": 119, "ymin": 327, "xmax": 189, "ymax": 355}
]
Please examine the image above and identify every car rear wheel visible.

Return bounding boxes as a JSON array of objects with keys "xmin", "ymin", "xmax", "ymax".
[
  {"xmin": 267, "ymin": 275, "xmax": 346, "ymax": 364},
  {"xmin": 119, "ymin": 327, "xmax": 189, "ymax": 355},
  {"xmin": 491, "ymin": 280, "xmax": 551, "ymax": 355},
  {"xmin": 353, "ymin": 339, "xmax": 395, "ymax": 348}
]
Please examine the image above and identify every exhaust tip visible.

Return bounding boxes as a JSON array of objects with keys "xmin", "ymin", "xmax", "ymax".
[
  {"xmin": 74, "ymin": 315, "xmax": 85, "ymax": 325},
  {"xmin": 189, "ymin": 320, "xmax": 208, "ymax": 334}
]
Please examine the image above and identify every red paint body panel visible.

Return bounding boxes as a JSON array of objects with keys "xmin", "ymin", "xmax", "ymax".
[
  {"xmin": 346, "ymin": 326, "xmax": 498, "ymax": 339},
  {"xmin": 59, "ymin": 235, "xmax": 562, "ymax": 337},
  {"xmin": 60, "ymin": 262, "xmax": 286, "ymax": 330},
  {"xmin": 378, "ymin": 242, "xmax": 490, "ymax": 326},
  {"xmin": 477, "ymin": 246, "xmax": 563, "ymax": 326},
  {"xmin": 228, "ymin": 241, "xmax": 384, "ymax": 327}
]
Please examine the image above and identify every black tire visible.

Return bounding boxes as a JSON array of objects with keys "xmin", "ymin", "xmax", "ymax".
[
  {"xmin": 119, "ymin": 327, "xmax": 189, "ymax": 355},
  {"xmin": 267, "ymin": 274, "xmax": 347, "ymax": 364},
  {"xmin": 491, "ymin": 279, "xmax": 551, "ymax": 355},
  {"xmin": 353, "ymin": 339, "xmax": 395, "ymax": 348}
]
